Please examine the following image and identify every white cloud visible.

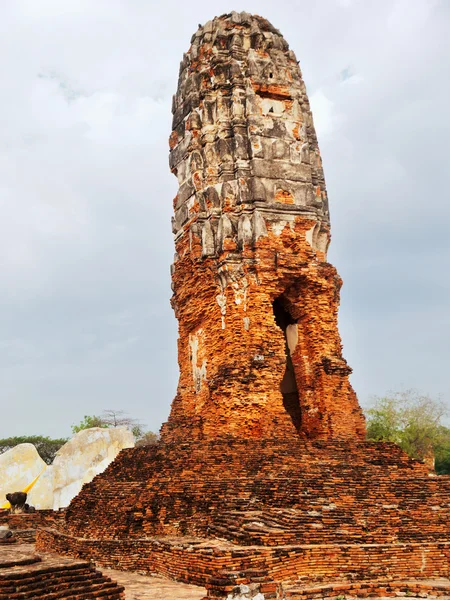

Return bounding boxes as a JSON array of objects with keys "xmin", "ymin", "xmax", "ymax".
[
  {"xmin": 310, "ymin": 90, "xmax": 338, "ymax": 139},
  {"xmin": 388, "ymin": 0, "xmax": 439, "ymax": 33}
]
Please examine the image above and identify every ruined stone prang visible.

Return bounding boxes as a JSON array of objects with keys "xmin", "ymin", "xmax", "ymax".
[{"xmin": 161, "ymin": 12, "xmax": 366, "ymax": 442}]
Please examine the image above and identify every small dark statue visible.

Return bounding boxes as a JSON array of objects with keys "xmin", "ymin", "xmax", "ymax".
[{"xmin": 6, "ymin": 492, "xmax": 35, "ymax": 514}]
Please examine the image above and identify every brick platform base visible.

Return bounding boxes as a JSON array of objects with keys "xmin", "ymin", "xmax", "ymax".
[{"xmin": 35, "ymin": 440, "xmax": 450, "ymax": 598}]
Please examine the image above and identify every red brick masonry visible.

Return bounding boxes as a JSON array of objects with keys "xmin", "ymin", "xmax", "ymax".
[{"xmin": 36, "ymin": 440, "xmax": 450, "ymax": 597}]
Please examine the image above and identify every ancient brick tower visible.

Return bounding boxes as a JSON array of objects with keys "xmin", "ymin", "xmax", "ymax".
[
  {"xmin": 38, "ymin": 14, "xmax": 450, "ymax": 600},
  {"xmin": 161, "ymin": 12, "xmax": 366, "ymax": 442}
]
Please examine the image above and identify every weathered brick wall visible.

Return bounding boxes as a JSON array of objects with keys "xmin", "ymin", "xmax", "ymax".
[
  {"xmin": 282, "ymin": 580, "xmax": 450, "ymax": 600},
  {"xmin": 0, "ymin": 509, "xmax": 65, "ymax": 543},
  {"xmin": 162, "ymin": 12, "xmax": 366, "ymax": 442},
  {"xmin": 37, "ymin": 527, "xmax": 450, "ymax": 593},
  {"xmin": 0, "ymin": 509, "xmax": 64, "ymax": 530},
  {"xmin": 56, "ymin": 440, "xmax": 450, "ymax": 548}
]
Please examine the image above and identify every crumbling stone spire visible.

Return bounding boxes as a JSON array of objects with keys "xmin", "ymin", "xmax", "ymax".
[{"xmin": 161, "ymin": 12, "xmax": 366, "ymax": 442}]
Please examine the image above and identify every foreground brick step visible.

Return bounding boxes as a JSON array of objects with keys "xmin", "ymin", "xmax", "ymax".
[
  {"xmin": 0, "ymin": 575, "xmax": 124, "ymax": 600},
  {"xmin": 0, "ymin": 560, "xmax": 92, "ymax": 581},
  {"xmin": 0, "ymin": 555, "xmax": 40, "ymax": 569},
  {"xmin": 0, "ymin": 580, "xmax": 124, "ymax": 600},
  {"xmin": 0, "ymin": 566, "xmax": 102, "ymax": 589},
  {"xmin": 0, "ymin": 545, "xmax": 124, "ymax": 600},
  {"xmin": 282, "ymin": 578, "xmax": 450, "ymax": 599},
  {"xmin": 0, "ymin": 581, "xmax": 120, "ymax": 600}
]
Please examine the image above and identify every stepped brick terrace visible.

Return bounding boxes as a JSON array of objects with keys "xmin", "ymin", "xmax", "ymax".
[{"xmin": 29, "ymin": 11, "xmax": 450, "ymax": 599}]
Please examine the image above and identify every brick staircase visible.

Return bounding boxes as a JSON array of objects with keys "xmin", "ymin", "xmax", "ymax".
[{"xmin": 0, "ymin": 544, "xmax": 124, "ymax": 599}]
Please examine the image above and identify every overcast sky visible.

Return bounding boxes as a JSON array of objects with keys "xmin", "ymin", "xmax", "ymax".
[{"xmin": 0, "ymin": 0, "xmax": 449, "ymax": 439}]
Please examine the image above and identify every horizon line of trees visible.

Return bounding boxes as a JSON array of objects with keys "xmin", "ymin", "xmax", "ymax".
[
  {"xmin": 365, "ymin": 390, "xmax": 450, "ymax": 474},
  {"xmin": 0, "ymin": 409, "xmax": 159, "ymax": 464}
]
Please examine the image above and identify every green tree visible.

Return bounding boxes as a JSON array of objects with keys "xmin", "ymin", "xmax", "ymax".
[
  {"xmin": 71, "ymin": 415, "xmax": 109, "ymax": 434},
  {"xmin": 365, "ymin": 395, "xmax": 403, "ymax": 445},
  {"xmin": 365, "ymin": 390, "xmax": 450, "ymax": 473},
  {"xmin": 433, "ymin": 426, "xmax": 450, "ymax": 474},
  {"xmin": 71, "ymin": 410, "xmax": 147, "ymax": 441},
  {"xmin": 0, "ymin": 436, "xmax": 68, "ymax": 465}
]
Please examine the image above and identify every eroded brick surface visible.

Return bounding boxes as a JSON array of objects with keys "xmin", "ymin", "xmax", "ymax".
[
  {"xmin": 57, "ymin": 440, "xmax": 437, "ymax": 543},
  {"xmin": 161, "ymin": 11, "xmax": 366, "ymax": 442}
]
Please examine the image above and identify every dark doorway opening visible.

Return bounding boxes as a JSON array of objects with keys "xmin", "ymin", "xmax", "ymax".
[{"xmin": 273, "ymin": 297, "xmax": 302, "ymax": 431}]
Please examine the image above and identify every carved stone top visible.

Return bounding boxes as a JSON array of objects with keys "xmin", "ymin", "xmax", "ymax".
[{"xmin": 169, "ymin": 12, "xmax": 329, "ymax": 264}]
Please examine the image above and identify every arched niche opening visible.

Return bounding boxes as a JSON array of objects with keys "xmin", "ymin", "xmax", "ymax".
[{"xmin": 272, "ymin": 296, "xmax": 302, "ymax": 432}]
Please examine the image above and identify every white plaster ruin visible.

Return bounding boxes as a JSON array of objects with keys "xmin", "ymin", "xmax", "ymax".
[{"xmin": 0, "ymin": 427, "xmax": 134, "ymax": 510}]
